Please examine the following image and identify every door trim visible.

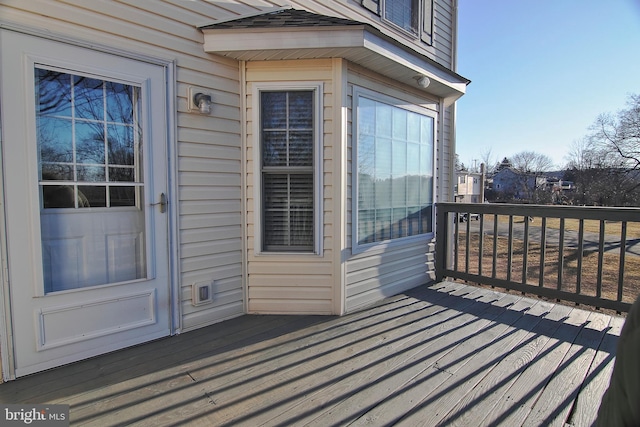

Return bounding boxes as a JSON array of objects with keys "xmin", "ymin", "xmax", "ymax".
[{"xmin": 0, "ymin": 24, "xmax": 180, "ymax": 381}]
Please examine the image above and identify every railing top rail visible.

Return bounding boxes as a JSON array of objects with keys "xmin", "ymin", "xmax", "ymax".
[{"xmin": 437, "ymin": 202, "xmax": 640, "ymax": 222}]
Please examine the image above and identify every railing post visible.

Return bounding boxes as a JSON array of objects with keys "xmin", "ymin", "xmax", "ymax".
[{"xmin": 435, "ymin": 203, "xmax": 447, "ymax": 282}]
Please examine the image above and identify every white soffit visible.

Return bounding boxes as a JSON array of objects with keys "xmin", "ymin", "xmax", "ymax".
[{"xmin": 200, "ymin": 25, "xmax": 468, "ymax": 101}]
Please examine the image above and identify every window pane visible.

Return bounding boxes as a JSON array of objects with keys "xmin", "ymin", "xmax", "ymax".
[
  {"xmin": 42, "ymin": 164, "xmax": 73, "ymax": 181},
  {"xmin": 289, "ymin": 91, "xmax": 313, "ymax": 129},
  {"xmin": 109, "ymin": 167, "xmax": 135, "ymax": 182},
  {"xmin": 42, "ymin": 185, "xmax": 75, "ymax": 208},
  {"xmin": 375, "ymin": 138, "xmax": 392, "ymax": 178},
  {"xmin": 392, "ymin": 108, "xmax": 407, "ymax": 141},
  {"xmin": 74, "ymin": 76, "xmax": 104, "ymax": 121},
  {"xmin": 261, "ymin": 92, "xmax": 287, "ymax": 129},
  {"xmin": 35, "ymin": 69, "xmax": 72, "ymax": 116},
  {"xmin": 108, "ymin": 124, "xmax": 134, "ymax": 165},
  {"xmin": 77, "ymin": 165, "xmax": 105, "ymax": 182},
  {"xmin": 289, "ymin": 131, "xmax": 313, "ymax": 166},
  {"xmin": 78, "ymin": 185, "xmax": 106, "ymax": 208},
  {"xmin": 263, "ymin": 131, "xmax": 287, "ymax": 166},
  {"xmin": 110, "ymin": 186, "xmax": 137, "ymax": 207},
  {"xmin": 76, "ymin": 122, "xmax": 105, "ymax": 164},
  {"xmin": 263, "ymin": 173, "xmax": 314, "ymax": 249},
  {"xmin": 106, "ymin": 82, "xmax": 134, "ymax": 123},
  {"xmin": 38, "ymin": 117, "xmax": 73, "ymax": 163}
]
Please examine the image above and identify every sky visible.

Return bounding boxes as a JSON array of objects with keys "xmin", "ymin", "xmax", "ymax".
[{"xmin": 455, "ymin": 0, "xmax": 640, "ymax": 170}]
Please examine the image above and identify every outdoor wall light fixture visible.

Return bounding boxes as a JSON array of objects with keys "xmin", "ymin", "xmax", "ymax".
[
  {"xmin": 194, "ymin": 92, "xmax": 212, "ymax": 114},
  {"xmin": 416, "ymin": 75, "xmax": 431, "ymax": 89}
]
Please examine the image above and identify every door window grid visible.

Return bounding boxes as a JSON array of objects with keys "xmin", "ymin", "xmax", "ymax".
[{"xmin": 35, "ymin": 67, "xmax": 143, "ymax": 209}]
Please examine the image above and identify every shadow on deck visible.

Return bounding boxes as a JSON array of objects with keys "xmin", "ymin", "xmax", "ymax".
[{"xmin": 0, "ymin": 281, "xmax": 623, "ymax": 426}]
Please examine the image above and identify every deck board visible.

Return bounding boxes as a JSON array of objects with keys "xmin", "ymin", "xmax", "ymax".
[{"xmin": 0, "ymin": 282, "xmax": 623, "ymax": 427}]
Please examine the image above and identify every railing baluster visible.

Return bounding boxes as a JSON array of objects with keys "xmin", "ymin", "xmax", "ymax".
[
  {"xmin": 596, "ymin": 220, "xmax": 605, "ymax": 300},
  {"xmin": 523, "ymin": 215, "xmax": 530, "ymax": 284},
  {"xmin": 558, "ymin": 218, "xmax": 565, "ymax": 292},
  {"xmin": 576, "ymin": 219, "xmax": 584, "ymax": 296},
  {"xmin": 507, "ymin": 215, "xmax": 514, "ymax": 282},
  {"xmin": 465, "ymin": 214, "xmax": 471, "ymax": 274},
  {"xmin": 618, "ymin": 221, "xmax": 627, "ymax": 303},
  {"xmin": 454, "ymin": 215, "xmax": 460, "ymax": 273},
  {"xmin": 478, "ymin": 214, "xmax": 484, "ymax": 276},
  {"xmin": 539, "ymin": 217, "xmax": 547, "ymax": 288},
  {"xmin": 492, "ymin": 214, "xmax": 498, "ymax": 279}
]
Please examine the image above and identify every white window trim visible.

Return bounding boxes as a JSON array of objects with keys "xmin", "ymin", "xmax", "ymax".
[
  {"xmin": 252, "ymin": 81, "xmax": 324, "ymax": 256},
  {"xmin": 351, "ymin": 86, "xmax": 437, "ymax": 255},
  {"xmin": 363, "ymin": 0, "xmax": 434, "ymax": 45}
]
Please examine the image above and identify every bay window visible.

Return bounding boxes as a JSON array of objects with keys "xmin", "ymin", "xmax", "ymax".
[{"xmin": 355, "ymin": 90, "xmax": 435, "ymax": 248}]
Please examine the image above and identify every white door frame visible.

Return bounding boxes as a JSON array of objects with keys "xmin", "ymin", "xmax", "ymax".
[{"xmin": 0, "ymin": 24, "xmax": 180, "ymax": 381}]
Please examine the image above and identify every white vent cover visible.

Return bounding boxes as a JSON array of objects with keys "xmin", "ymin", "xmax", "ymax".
[{"xmin": 192, "ymin": 281, "xmax": 213, "ymax": 306}]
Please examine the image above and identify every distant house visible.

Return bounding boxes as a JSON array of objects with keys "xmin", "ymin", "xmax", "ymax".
[
  {"xmin": 455, "ymin": 171, "xmax": 484, "ymax": 203},
  {"xmin": 0, "ymin": 1, "xmax": 469, "ymax": 379},
  {"xmin": 491, "ymin": 167, "xmax": 545, "ymax": 199}
]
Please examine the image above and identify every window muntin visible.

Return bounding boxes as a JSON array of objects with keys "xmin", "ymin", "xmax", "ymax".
[
  {"xmin": 261, "ymin": 90, "xmax": 315, "ymax": 252},
  {"xmin": 356, "ymin": 94, "xmax": 434, "ymax": 247},
  {"xmin": 35, "ymin": 67, "xmax": 142, "ymax": 209}
]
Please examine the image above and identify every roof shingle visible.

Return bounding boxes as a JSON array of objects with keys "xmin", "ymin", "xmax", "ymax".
[{"xmin": 199, "ymin": 8, "xmax": 366, "ymax": 30}]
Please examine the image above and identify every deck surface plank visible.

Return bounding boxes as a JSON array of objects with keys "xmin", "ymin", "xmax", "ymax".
[{"xmin": 0, "ymin": 282, "xmax": 623, "ymax": 427}]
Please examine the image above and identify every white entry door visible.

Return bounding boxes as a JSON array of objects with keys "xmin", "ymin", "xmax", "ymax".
[{"xmin": 0, "ymin": 31, "xmax": 172, "ymax": 377}]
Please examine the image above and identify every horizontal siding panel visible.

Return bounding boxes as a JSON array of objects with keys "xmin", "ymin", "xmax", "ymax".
[
  {"xmin": 178, "ymin": 115, "xmax": 240, "ymax": 135},
  {"xmin": 181, "ymin": 227, "xmax": 241, "ymax": 245},
  {"xmin": 247, "ymin": 274, "xmax": 332, "ymax": 288},
  {"xmin": 346, "ymin": 274, "xmax": 429, "ymax": 312},
  {"xmin": 247, "ymin": 261, "xmax": 332, "ymax": 276},
  {"xmin": 178, "ymin": 129, "xmax": 241, "ymax": 148},
  {"xmin": 180, "ymin": 200, "xmax": 241, "ymax": 215},
  {"xmin": 179, "ymin": 143, "xmax": 240, "ymax": 161},
  {"xmin": 179, "ymin": 186, "xmax": 241, "ymax": 201},
  {"xmin": 249, "ymin": 286, "xmax": 332, "ymax": 301},
  {"xmin": 181, "ymin": 252, "xmax": 243, "ymax": 273},
  {"xmin": 181, "ymin": 239, "xmax": 241, "ymax": 259},
  {"xmin": 181, "ymin": 264, "xmax": 243, "ymax": 284},
  {"xmin": 179, "ymin": 172, "xmax": 240, "ymax": 187},
  {"xmin": 178, "ymin": 157, "xmax": 240, "ymax": 174},
  {"xmin": 248, "ymin": 299, "xmax": 332, "ymax": 315},
  {"xmin": 180, "ymin": 213, "xmax": 241, "ymax": 230}
]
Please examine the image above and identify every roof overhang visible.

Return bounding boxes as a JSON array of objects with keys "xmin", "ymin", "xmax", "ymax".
[{"xmin": 199, "ymin": 12, "xmax": 469, "ymax": 103}]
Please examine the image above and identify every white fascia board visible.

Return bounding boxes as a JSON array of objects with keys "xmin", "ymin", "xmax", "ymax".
[{"xmin": 362, "ymin": 31, "xmax": 467, "ymax": 96}]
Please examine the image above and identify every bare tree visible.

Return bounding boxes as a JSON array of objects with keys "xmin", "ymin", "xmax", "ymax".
[
  {"xmin": 589, "ymin": 94, "xmax": 640, "ymax": 171},
  {"xmin": 479, "ymin": 147, "xmax": 499, "ymax": 174},
  {"xmin": 511, "ymin": 151, "xmax": 554, "ymax": 174},
  {"xmin": 565, "ymin": 94, "xmax": 640, "ymax": 206}
]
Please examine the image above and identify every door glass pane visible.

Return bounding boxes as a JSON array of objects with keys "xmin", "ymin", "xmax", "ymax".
[{"xmin": 35, "ymin": 67, "xmax": 146, "ymax": 293}]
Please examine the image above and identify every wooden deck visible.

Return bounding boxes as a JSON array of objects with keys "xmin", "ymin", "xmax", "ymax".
[{"xmin": 0, "ymin": 281, "xmax": 623, "ymax": 426}]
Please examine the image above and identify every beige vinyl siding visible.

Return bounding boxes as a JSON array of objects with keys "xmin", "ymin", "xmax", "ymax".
[
  {"xmin": 0, "ymin": 0, "xmax": 247, "ymax": 331},
  {"xmin": 433, "ymin": 0, "xmax": 455, "ymax": 68},
  {"xmin": 244, "ymin": 59, "xmax": 337, "ymax": 314},
  {"xmin": 344, "ymin": 65, "xmax": 439, "ymax": 312}
]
